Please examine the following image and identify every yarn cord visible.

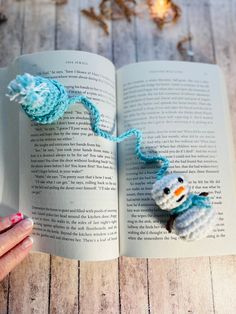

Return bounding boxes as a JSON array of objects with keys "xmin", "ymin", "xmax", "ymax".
[
  {"xmin": 68, "ymin": 95, "xmax": 169, "ymax": 180},
  {"xmin": 6, "ymin": 73, "xmax": 169, "ymax": 180}
]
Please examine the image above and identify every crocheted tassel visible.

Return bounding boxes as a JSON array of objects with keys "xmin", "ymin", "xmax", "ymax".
[
  {"xmin": 7, "ymin": 73, "xmax": 69, "ymax": 124},
  {"xmin": 7, "ymin": 73, "xmax": 48, "ymax": 107}
]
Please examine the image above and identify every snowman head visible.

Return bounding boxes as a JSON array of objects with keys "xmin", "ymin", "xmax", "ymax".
[{"xmin": 151, "ymin": 173, "xmax": 190, "ymax": 211}]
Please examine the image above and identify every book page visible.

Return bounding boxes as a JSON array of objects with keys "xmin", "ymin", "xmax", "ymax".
[
  {"xmin": 0, "ymin": 65, "xmax": 20, "ymax": 216},
  {"xmin": 117, "ymin": 61, "xmax": 236, "ymax": 258},
  {"xmin": 18, "ymin": 51, "xmax": 119, "ymax": 261}
]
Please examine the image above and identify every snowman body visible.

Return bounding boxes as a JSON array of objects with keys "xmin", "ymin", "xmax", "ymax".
[
  {"xmin": 173, "ymin": 203, "xmax": 216, "ymax": 241},
  {"xmin": 152, "ymin": 173, "xmax": 216, "ymax": 241}
]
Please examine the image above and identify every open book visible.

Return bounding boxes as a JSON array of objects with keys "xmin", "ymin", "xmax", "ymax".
[{"xmin": 0, "ymin": 50, "xmax": 236, "ymax": 260}]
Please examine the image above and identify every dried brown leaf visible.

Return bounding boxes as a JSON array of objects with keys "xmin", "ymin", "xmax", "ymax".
[
  {"xmin": 177, "ymin": 34, "xmax": 192, "ymax": 51},
  {"xmin": 53, "ymin": 0, "xmax": 68, "ymax": 5},
  {"xmin": 177, "ymin": 34, "xmax": 194, "ymax": 57},
  {"xmin": 81, "ymin": 7, "xmax": 109, "ymax": 35},
  {"xmin": 81, "ymin": 0, "xmax": 136, "ymax": 33},
  {"xmin": 0, "ymin": 6, "xmax": 7, "ymax": 24},
  {"xmin": 100, "ymin": 0, "xmax": 136, "ymax": 21},
  {"xmin": 170, "ymin": 1, "xmax": 181, "ymax": 24},
  {"xmin": 100, "ymin": 0, "xmax": 111, "ymax": 18},
  {"xmin": 114, "ymin": 0, "xmax": 136, "ymax": 22}
]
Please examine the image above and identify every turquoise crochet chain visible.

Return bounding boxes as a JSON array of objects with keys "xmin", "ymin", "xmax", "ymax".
[
  {"xmin": 7, "ymin": 74, "xmax": 169, "ymax": 180},
  {"xmin": 7, "ymin": 73, "xmax": 216, "ymax": 241}
]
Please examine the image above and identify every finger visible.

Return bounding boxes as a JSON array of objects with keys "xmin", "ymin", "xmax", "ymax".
[
  {"xmin": 0, "ymin": 218, "xmax": 34, "ymax": 257},
  {"xmin": 0, "ymin": 236, "xmax": 33, "ymax": 282},
  {"xmin": 0, "ymin": 212, "xmax": 24, "ymax": 232}
]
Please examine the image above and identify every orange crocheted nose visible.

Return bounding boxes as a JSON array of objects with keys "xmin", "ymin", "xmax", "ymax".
[{"xmin": 174, "ymin": 186, "xmax": 185, "ymax": 196}]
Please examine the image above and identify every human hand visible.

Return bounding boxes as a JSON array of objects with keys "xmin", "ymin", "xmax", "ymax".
[{"xmin": 0, "ymin": 212, "xmax": 34, "ymax": 281}]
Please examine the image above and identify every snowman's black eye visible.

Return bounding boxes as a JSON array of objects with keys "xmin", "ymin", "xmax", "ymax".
[
  {"xmin": 178, "ymin": 177, "xmax": 183, "ymax": 183},
  {"xmin": 163, "ymin": 187, "xmax": 170, "ymax": 195}
]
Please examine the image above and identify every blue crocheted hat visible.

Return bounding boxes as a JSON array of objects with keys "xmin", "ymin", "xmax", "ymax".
[{"xmin": 7, "ymin": 73, "xmax": 69, "ymax": 124}]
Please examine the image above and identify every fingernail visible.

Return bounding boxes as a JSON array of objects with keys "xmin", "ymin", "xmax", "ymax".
[
  {"xmin": 21, "ymin": 236, "xmax": 33, "ymax": 250},
  {"xmin": 21, "ymin": 218, "xmax": 34, "ymax": 230},
  {"xmin": 10, "ymin": 212, "xmax": 24, "ymax": 224}
]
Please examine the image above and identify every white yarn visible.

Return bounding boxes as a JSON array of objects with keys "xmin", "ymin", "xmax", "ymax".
[
  {"xmin": 174, "ymin": 206, "xmax": 216, "ymax": 241},
  {"xmin": 6, "ymin": 73, "xmax": 49, "ymax": 108}
]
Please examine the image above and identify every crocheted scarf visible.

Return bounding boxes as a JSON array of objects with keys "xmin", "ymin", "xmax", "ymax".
[{"xmin": 170, "ymin": 194, "xmax": 212, "ymax": 216}]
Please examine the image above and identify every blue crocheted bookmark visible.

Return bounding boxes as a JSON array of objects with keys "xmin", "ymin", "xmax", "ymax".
[
  {"xmin": 7, "ymin": 73, "xmax": 169, "ymax": 179},
  {"xmin": 7, "ymin": 73, "xmax": 216, "ymax": 241}
]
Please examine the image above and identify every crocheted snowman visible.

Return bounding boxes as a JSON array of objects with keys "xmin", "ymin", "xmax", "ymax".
[
  {"xmin": 151, "ymin": 173, "xmax": 216, "ymax": 241},
  {"xmin": 7, "ymin": 74, "xmax": 216, "ymax": 241}
]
